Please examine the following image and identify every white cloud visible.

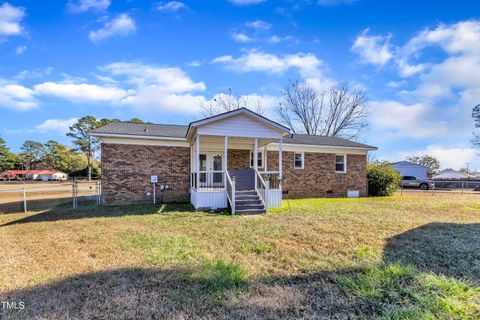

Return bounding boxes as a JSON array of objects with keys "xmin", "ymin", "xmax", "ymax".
[
  {"xmin": 35, "ymin": 118, "xmax": 78, "ymax": 134},
  {"xmin": 369, "ymin": 100, "xmax": 448, "ymax": 139},
  {"xmin": 246, "ymin": 20, "xmax": 271, "ymax": 30},
  {"xmin": 67, "ymin": 0, "xmax": 110, "ymax": 13},
  {"xmin": 34, "ymin": 82, "xmax": 132, "ymax": 102},
  {"xmin": 317, "ymin": 0, "xmax": 356, "ymax": 5},
  {"xmin": 0, "ymin": 3, "xmax": 25, "ymax": 38},
  {"xmin": 14, "ymin": 45, "xmax": 26, "ymax": 54},
  {"xmin": 101, "ymin": 62, "xmax": 207, "ymax": 113},
  {"xmin": 0, "ymin": 81, "xmax": 38, "ymax": 111},
  {"xmin": 267, "ymin": 35, "xmax": 281, "ymax": 44},
  {"xmin": 157, "ymin": 1, "xmax": 188, "ymax": 12},
  {"xmin": 231, "ymin": 32, "xmax": 253, "ymax": 43},
  {"xmin": 88, "ymin": 13, "xmax": 136, "ymax": 43},
  {"xmin": 228, "ymin": 0, "xmax": 266, "ymax": 5},
  {"xmin": 386, "ymin": 80, "xmax": 407, "ymax": 88},
  {"xmin": 267, "ymin": 35, "xmax": 294, "ymax": 44},
  {"xmin": 186, "ymin": 60, "xmax": 203, "ymax": 67},
  {"xmin": 14, "ymin": 67, "xmax": 53, "ymax": 80},
  {"xmin": 351, "ymin": 29, "xmax": 393, "ymax": 66},
  {"xmin": 404, "ymin": 20, "xmax": 480, "ymax": 57},
  {"xmin": 212, "ymin": 50, "xmax": 323, "ymax": 78},
  {"xmin": 103, "ymin": 62, "xmax": 206, "ymax": 92},
  {"xmin": 388, "ymin": 145, "xmax": 478, "ymax": 170}
]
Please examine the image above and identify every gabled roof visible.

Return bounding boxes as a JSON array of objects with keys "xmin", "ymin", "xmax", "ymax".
[
  {"xmin": 90, "ymin": 109, "xmax": 376, "ymax": 150},
  {"xmin": 186, "ymin": 108, "xmax": 290, "ymax": 138}
]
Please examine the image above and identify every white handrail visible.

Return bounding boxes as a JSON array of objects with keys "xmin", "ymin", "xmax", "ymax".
[
  {"xmin": 255, "ymin": 168, "xmax": 269, "ymax": 212},
  {"xmin": 225, "ymin": 171, "xmax": 235, "ymax": 214}
]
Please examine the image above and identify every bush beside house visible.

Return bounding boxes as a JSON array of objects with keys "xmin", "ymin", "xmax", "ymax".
[{"xmin": 367, "ymin": 163, "xmax": 401, "ymax": 196}]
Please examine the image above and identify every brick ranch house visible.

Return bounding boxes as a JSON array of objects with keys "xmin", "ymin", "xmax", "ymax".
[{"xmin": 90, "ymin": 108, "xmax": 376, "ymax": 214}]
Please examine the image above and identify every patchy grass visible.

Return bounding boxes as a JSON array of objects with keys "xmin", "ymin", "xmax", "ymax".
[
  {"xmin": 338, "ymin": 264, "xmax": 480, "ymax": 319},
  {"xmin": 0, "ymin": 193, "xmax": 479, "ymax": 319},
  {"xmin": 194, "ymin": 259, "xmax": 248, "ymax": 295}
]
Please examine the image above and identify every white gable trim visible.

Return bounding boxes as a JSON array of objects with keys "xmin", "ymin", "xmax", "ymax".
[{"xmin": 187, "ymin": 108, "xmax": 289, "ymax": 138}]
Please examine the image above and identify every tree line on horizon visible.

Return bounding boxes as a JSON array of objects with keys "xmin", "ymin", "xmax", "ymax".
[{"xmin": 0, "ymin": 117, "xmax": 148, "ymax": 180}]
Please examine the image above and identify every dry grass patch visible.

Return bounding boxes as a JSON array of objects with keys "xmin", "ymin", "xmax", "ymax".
[{"xmin": 0, "ymin": 194, "xmax": 479, "ymax": 319}]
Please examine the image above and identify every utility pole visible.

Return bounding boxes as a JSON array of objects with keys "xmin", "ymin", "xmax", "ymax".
[{"xmin": 466, "ymin": 162, "xmax": 470, "ymax": 174}]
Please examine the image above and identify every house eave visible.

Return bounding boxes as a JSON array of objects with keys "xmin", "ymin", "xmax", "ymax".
[
  {"xmin": 89, "ymin": 132, "xmax": 188, "ymax": 141},
  {"xmin": 280, "ymin": 142, "xmax": 378, "ymax": 151}
]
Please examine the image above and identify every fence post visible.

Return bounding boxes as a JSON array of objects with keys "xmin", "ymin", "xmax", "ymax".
[
  {"xmin": 95, "ymin": 181, "xmax": 100, "ymax": 207},
  {"xmin": 23, "ymin": 188, "xmax": 27, "ymax": 213},
  {"xmin": 462, "ymin": 181, "xmax": 464, "ymax": 195},
  {"xmin": 72, "ymin": 182, "xmax": 76, "ymax": 209}
]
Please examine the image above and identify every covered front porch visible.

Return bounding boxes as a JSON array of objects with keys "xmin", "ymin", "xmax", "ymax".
[{"xmin": 189, "ymin": 135, "xmax": 283, "ymax": 213}]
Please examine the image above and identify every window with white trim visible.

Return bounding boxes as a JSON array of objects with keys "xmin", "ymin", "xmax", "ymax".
[
  {"xmin": 294, "ymin": 153, "xmax": 304, "ymax": 169},
  {"xmin": 250, "ymin": 151, "xmax": 263, "ymax": 168},
  {"xmin": 335, "ymin": 155, "xmax": 346, "ymax": 173}
]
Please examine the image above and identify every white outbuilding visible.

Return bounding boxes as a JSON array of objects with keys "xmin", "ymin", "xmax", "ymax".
[{"xmin": 392, "ymin": 161, "xmax": 428, "ymax": 179}]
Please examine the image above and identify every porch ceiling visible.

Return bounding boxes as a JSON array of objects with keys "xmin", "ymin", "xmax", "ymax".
[{"xmin": 197, "ymin": 135, "xmax": 276, "ymax": 151}]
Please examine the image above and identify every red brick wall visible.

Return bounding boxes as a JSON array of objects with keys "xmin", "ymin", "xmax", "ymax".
[
  {"xmin": 101, "ymin": 144, "xmax": 190, "ymax": 204},
  {"xmin": 266, "ymin": 151, "xmax": 367, "ymax": 198},
  {"xmin": 227, "ymin": 149, "xmax": 250, "ymax": 170},
  {"xmin": 101, "ymin": 143, "xmax": 367, "ymax": 204}
]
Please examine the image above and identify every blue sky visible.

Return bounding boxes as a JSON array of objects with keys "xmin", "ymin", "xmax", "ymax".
[{"xmin": 1, "ymin": 0, "xmax": 480, "ymax": 170}]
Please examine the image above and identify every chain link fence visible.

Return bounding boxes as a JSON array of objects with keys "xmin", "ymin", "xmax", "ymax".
[
  {"xmin": 0, "ymin": 181, "xmax": 101, "ymax": 214},
  {"xmin": 399, "ymin": 180, "xmax": 480, "ymax": 195}
]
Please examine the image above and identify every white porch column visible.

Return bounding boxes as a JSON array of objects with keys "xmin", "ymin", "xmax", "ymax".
[
  {"xmin": 253, "ymin": 138, "xmax": 258, "ymax": 171},
  {"xmin": 264, "ymin": 145, "xmax": 268, "ymax": 172},
  {"xmin": 224, "ymin": 136, "xmax": 228, "ymax": 187},
  {"xmin": 190, "ymin": 143, "xmax": 194, "ymax": 187},
  {"xmin": 196, "ymin": 135, "xmax": 200, "ymax": 188},
  {"xmin": 279, "ymin": 139, "xmax": 283, "ymax": 180}
]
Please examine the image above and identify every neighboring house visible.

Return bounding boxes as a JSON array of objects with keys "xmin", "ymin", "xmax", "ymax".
[
  {"xmin": 392, "ymin": 161, "xmax": 428, "ymax": 180},
  {"xmin": 432, "ymin": 169, "xmax": 474, "ymax": 180},
  {"xmin": 90, "ymin": 108, "xmax": 377, "ymax": 213},
  {"xmin": 0, "ymin": 170, "xmax": 68, "ymax": 181}
]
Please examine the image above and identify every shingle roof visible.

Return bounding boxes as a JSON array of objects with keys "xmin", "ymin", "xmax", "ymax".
[
  {"xmin": 282, "ymin": 134, "xmax": 376, "ymax": 149},
  {"xmin": 90, "ymin": 122, "xmax": 188, "ymax": 138},
  {"xmin": 91, "ymin": 122, "xmax": 376, "ymax": 149}
]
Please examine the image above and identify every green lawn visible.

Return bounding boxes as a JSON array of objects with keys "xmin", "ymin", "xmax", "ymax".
[{"xmin": 0, "ymin": 193, "xmax": 479, "ymax": 319}]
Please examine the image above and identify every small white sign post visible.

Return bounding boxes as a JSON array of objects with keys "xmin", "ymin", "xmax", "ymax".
[{"xmin": 151, "ymin": 175, "xmax": 158, "ymax": 204}]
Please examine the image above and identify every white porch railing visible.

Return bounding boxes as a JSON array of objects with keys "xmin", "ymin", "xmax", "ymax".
[
  {"xmin": 191, "ymin": 171, "xmax": 225, "ymax": 190},
  {"xmin": 255, "ymin": 169, "xmax": 269, "ymax": 212},
  {"xmin": 225, "ymin": 171, "xmax": 235, "ymax": 214}
]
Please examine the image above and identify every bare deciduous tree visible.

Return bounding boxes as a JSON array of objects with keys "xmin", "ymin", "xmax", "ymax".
[
  {"xmin": 201, "ymin": 88, "xmax": 265, "ymax": 117},
  {"xmin": 278, "ymin": 81, "xmax": 369, "ymax": 140}
]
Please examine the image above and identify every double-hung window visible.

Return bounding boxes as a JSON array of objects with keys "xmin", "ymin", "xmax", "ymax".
[
  {"xmin": 294, "ymin": 153, "xmax": 304, "ymax": 169},
  {"xmin": 250, "ymin": 151, "xmax": 263, "ymax": 168},
  {"xmin": 335, "ymin": 155, "xmax": 346, "ymax": 173}
]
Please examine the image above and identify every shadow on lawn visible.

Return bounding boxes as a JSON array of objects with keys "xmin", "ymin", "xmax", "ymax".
[
  {"xmin": 384, "ymin": 222, "xmax": 480, "ymax": 283},
  {"xmin": 1, "ymin": 203, "xmax": 195, "ymax": 227},
  {"xmin": 0, "ymin": 267, "xmax": 374, "ymax": 320},
  {"xmin": 1, "ymin": 223, "xmax": 479, "ymax": 319}
]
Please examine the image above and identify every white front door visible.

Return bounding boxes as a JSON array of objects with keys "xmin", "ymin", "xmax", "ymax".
[{"xmin": 199, "ymin": 152, "xmax": 224, "ymax": 186}]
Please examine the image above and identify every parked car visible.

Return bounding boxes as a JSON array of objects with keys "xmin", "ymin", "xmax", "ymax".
[{"xmin": 400, "ymin": 176, "xmax": 435, "ymax": 190}]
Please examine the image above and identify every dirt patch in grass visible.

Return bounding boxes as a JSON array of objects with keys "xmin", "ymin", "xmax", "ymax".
[{"xmin": 1, "ymin": 194, "xmax": 479, "ymax": 319}]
